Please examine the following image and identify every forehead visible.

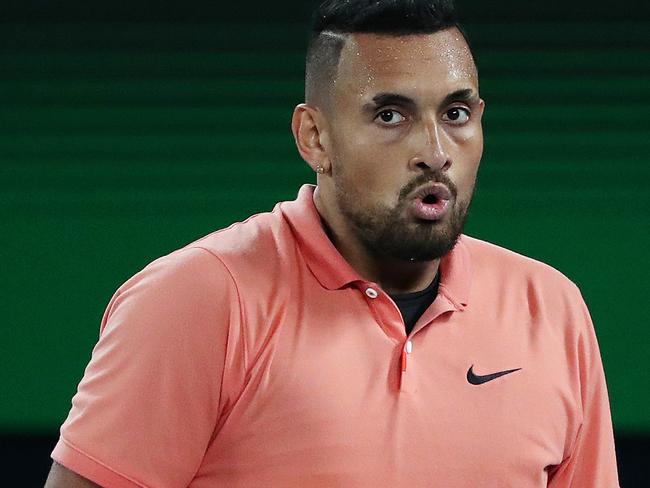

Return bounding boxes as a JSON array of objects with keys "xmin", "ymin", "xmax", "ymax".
[{"xmin": 335, "ymin": 29, "xmax": 478, "ymax": 100}]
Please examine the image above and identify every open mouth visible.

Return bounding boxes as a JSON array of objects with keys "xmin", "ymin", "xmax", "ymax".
[
  {"xmin": 413, "ymin": 182, "xmax": 452, "ymax": 203},
  {"xmin": 409, "ymin": 182, "xmax": 452, "ymax": 221},
  {"xmin": 422, "ymin": 194, "xmax": 439, "ymax": 205}
]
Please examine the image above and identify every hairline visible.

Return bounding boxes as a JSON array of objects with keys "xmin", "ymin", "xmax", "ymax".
[{"xmin": 305, "ymin": 26, "xmax": 472, "ymax": 111}]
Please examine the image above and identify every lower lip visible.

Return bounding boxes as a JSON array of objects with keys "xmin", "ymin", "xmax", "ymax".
[{"xmin": 410, "ymin": 198, "xmax": 451, "ymax": 221}]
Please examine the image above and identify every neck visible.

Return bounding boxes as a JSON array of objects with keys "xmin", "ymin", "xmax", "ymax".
[{"xmin": 314, "ymin": 187, "xmax": 440, "ymax": 295}]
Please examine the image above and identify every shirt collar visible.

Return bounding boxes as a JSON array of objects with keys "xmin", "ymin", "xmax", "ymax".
[
  {"xmin": 280, "ymin": 185, "xmax": 360, "ymax": 290},
  {"xmin": 280, "ymin": 184, "xmax": 471, "ymax": 309}
]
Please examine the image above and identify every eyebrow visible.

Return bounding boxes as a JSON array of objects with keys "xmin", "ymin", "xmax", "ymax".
[
  {"xmin": 440, "ymin": 88, "xmax": 480, "ymax": 107},
  {"xmin": 363, "ymin": 88, "xmax": 479, "ymax": 112},
  {"xmin": 363, "ymin": 93, "xmax": 417, "ymax": 112}
]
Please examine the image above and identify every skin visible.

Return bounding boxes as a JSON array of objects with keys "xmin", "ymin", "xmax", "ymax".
[
  {"xmin": 292, "ymin": 27, "xmax": 486, "ymax": 293},
  {"xmin": 44, "ymin": 27, "xmax": 486, "ymax": 488},
  {"xmin": 44, "ymin": 461, "xmax": 100, "ymax": 487}
]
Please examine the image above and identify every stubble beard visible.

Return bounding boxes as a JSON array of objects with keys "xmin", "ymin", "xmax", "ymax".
[{"xmin": 335, "ymin": 172, "xmax": 475, "ymax": 263}]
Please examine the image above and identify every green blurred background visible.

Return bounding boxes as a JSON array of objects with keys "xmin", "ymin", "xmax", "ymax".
[{"xmin": 1, "ymin": 0, "xmax": 649, "ymax": 485}]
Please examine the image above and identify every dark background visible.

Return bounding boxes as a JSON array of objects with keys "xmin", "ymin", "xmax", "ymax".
[{"xmin": 1, "ymin": 1, "xmax": 649, "ymax": 486}]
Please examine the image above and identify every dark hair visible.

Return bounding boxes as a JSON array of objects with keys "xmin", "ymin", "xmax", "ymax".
[
  {"xmin": 305, "ymin": 0, "xmax": 469, "ymax": 106},
  {"xmin": 311, "ymin": 0, "xmax": 459, "ymax": 36}
]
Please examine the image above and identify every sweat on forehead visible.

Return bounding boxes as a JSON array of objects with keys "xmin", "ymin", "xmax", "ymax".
[
  {"xmin": 343, "ymin": 29, "xmax": 474, "ymax": 69},
  {"xmin": 334, "ymin": 30, "xmax": 478, "ymax": 96},
  {"xmin": 305, "ymin": 29, "xmax": 477, "ymax": 110}
]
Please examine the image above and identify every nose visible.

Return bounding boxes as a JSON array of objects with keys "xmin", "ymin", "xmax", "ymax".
[{"xmin": 408, "ymin": 119, "xmax": 451, "ymax": 172}]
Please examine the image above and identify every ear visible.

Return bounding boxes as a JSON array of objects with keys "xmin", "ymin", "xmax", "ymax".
[{"xmin": 291, "ymin": 103, "xmax": 332, "ymax": 174}]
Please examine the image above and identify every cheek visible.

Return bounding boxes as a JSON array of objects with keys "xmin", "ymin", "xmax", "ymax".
[
  {"xmin": 449, "ymin": 123, "xmax": 483, "ymax": 150},
  {"xmin": 334, "ymin": 142, "xmax": 401, "ymax": 199},
  {"xmin": 460, "ymin": 169, "xmax": 480, "ymax": 207},
  {"xmin": 451, "ymin": 139, "xmax": 483, "ymax": 195}
]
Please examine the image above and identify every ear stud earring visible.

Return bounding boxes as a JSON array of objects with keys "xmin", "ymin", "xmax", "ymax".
[{"xmin": 316, "ymin": 165, "xmax": 325, "ymax": 174}]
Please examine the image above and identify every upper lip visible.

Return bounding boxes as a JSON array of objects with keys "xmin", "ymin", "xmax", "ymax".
[{"xmin": 411, "ymin": 182, "xmax": 452, "ymax": 201}]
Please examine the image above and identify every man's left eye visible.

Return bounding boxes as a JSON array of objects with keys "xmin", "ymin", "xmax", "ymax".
[{"xmin": 443, "ymin": 107, "xmax": 470, "ymax": 124}]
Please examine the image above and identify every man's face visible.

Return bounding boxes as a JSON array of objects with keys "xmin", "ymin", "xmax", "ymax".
[{"xmin": 321, "ymin": 28, "xmax": 485, "ymax": 262}]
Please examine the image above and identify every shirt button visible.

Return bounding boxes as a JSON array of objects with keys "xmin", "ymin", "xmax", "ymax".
[
  {"xmin": 406, "ymin": 340, "xmax": 413, "ymax": 354},
  {"xmin": 365, "ymin": 287, "xmax": 379, "ymax": 299}
]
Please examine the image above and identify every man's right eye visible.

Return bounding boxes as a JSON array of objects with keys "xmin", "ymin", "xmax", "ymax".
[{"xmin": 375, "ymin": 109, "xmax": 406, "ymax": 125}]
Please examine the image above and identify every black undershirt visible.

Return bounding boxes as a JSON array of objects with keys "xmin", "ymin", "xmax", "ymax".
[{"xmin": 388, "ymin": 273, "xmax": 440, "ymax": 336}]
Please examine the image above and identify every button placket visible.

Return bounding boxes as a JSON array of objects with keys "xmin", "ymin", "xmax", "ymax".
[
  {"xmin": 401, "ymin": 340, "xmax": 413, "ymax": 372},
  {"xmin": 361, "ymin": 284, "xmax": 406, "ymax": 354}
]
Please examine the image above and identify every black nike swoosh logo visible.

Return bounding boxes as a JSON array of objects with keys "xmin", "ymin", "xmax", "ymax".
[{"xmin": 467, "ymin": 365, "xmax": 522, "ymax": 385}]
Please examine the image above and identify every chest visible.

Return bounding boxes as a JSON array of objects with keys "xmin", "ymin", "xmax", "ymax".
[{"xmin": 195, "ymin": 292, "xmax": 580, "ymax": 487}]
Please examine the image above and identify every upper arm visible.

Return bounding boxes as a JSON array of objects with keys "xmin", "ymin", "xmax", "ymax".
[
  {"xmin": 45, "ymin": 462, "xmax": 101, "ymax": 488},
  {"xmin": 547, "ymin": 292, "xmax": 620, "ymax": 487},
  {"xmin": 50, "ymin": 247, "xmax": 240, "ymax": 487}
]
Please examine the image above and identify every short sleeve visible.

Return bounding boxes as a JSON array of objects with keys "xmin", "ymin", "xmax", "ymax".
[
  {"xmin": 547, "ymin": 292, "xmax": 620, "ymax": 487},
  {"xmin": 51, "ymin": 247, "xmax": 239, "ymax": 488}
]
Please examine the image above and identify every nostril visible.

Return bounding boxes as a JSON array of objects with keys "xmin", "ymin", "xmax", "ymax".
[{"xmin": 416, "ymin": 161, "xmax": 429, "ymax": 170}]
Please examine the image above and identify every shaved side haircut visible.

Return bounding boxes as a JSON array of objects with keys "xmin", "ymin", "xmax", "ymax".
[{"xmin": 305, "ymin": 0, "xmax": 470, "ymax": 109}]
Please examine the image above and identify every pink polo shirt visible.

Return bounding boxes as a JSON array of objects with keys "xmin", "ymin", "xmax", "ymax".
[{"xmin": 52, "ymin": 184, "xmax": 619, "ymax": 487}]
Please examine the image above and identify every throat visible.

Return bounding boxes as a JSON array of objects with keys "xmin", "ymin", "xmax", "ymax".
[{"xmin": 373, "ymin": 258, "xmax": 441, "ymax": 295}]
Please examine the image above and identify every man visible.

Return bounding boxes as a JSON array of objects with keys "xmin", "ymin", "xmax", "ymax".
[{"xmin": 46, "ymin": 0, "xmax": 620, "ymax": 486}]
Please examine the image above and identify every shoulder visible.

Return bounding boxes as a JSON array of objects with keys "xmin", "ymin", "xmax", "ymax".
[
  {"xmin": 460, "ymin": 235, "xmax": 595, "ymax": 343},
  {"xmin": 102, "ymin": 246, "xmax": 241, "ymax": 339},
  {"xmin": 176, "ymin": 204, "xmax": 298, "ymax": 288},
  {"xmin": 110, "ymin": 205, "xmax": 295, "ymax": 317},
  {"xmin": 116, "ymin": 245, "xmax": 237, "ymax": 301},
  {"xmin": 178, "ymin": 204, "xmax": 294, "ymax": 273},
  {"xmin": 462, "ymin": 234, "xmax": 577, "ymax": 285},
  {"xmin": 122, "ymin": 204, "xmax": 288, "ymax": 286},
  {"xmin": 182, "ymin": 204, "xmax": 291, "ymax": 260},
  {"xmin": 460, "ymin": 234, "xmax": 583, "ymax": 302}
]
